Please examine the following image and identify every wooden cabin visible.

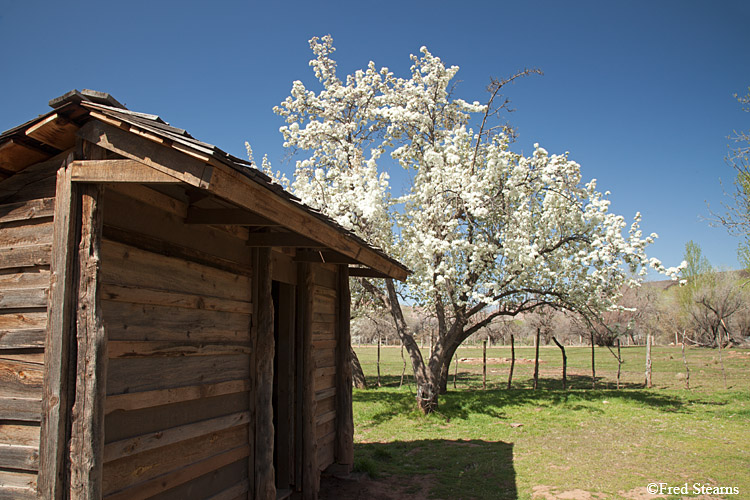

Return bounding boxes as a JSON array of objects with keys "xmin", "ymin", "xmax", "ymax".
[{"xmin": 0, "ymin": 90, "xmax": 408, "ymax": 500}]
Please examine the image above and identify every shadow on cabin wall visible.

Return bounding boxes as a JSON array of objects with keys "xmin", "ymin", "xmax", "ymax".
[{"xmin": 319, "ymin": 439, "xmax": 517, "ymax": 500}]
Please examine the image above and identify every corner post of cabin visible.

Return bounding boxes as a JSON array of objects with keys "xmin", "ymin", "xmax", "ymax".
[
  {"xmin": 300, "ymin": 262, "xmax": 319, "ymax": 500},
  {"xmin": 69, "ymin": 181, "xmax": 106, "ymax": 499},
  {"xmin": 39, "ymin": 153, "xmax": 78, "ymax": 499},
  {"xmin": 255, "ymin": 247, "xmax": 276, "ymax": 500},
  {"xmin": 334, "ymin": 265, "xmax": 353, "ymax": 471}
]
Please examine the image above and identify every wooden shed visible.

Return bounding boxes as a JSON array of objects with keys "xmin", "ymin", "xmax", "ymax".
[{"xmin": 0, "ymin": 90, "xmax": 408, "ymax": 500}]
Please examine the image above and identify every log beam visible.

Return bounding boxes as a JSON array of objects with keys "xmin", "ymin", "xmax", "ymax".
[
  {"xmin": 69, "ymin": 159, "xmax": 181, "ymax": 183},
  {"xmin": 185, "ymin": 207, "xmax": 279, "ymax": 226},
  {"xmin": 300, "ymin": 263, "xmax": 319, "ymax": 499},
  {"xmin": 38, "ymin": 155, "xmax": 78, "ymax": 499},
  {"xmin": 254, "ymin": 247, "xmax": 276, "ymax": 500},
  {"xmin": 335, "ymin": 266, "xmax": 354, "ymax": 469},
  {"xmin": 69, "ymin": 183, "xmax": 106, "ymax": 499}
]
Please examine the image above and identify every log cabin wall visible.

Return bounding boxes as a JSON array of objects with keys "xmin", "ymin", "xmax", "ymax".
[
  {"xmin": 0, "ymin": 152, "xmax": 66, "ymax": 499},
  {"xmin": 309, "ymin": 264, "xmax": 338, "ymax": 472},
  {"xmin": 99, "ymin": 184, "xmax": 254, "ymax": 499}
]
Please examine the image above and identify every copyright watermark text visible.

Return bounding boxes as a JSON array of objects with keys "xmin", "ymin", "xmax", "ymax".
[{"xmin": 647, "ymin": 482, "xmax": 739, "ymax": 496}]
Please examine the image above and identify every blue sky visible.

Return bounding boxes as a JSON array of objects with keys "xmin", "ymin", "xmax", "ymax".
[{"xmin": 2, "ymin": 0, "xmax": 748, "ymax": 275}]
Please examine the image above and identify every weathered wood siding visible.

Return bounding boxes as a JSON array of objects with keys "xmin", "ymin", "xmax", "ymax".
[
  {"xmin": 310, "ymin": 264, "xmax": 337, "ymax": 471},
  {"xmin": 0, "ymin": 156, "xmax": 60, "ymax": 499},
  {"xmin": 99, "ymin": 185, "xmax": 253, "ymax": 499}
]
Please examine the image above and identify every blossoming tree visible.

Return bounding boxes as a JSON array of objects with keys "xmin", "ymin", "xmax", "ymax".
[{"xmin": 271, "ymin": 36, "xmax": 681, "ymax": 413}]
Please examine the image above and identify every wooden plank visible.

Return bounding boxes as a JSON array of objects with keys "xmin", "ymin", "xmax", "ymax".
[
  {"xmin": 0, "ymin": 469, "xmax": 37, "ymax": 490},
  {"xmin": 0, "ymin": 397, "xmax": 41, "ymax": 421},
  {"xmin": 0, "ymin": 357, "xmax": 43, "ymax": 398},
  {"xmin": 102, "ymin": 300, "xmax": 251, "ymax": 343},
  {"xmin": 105, "ymin": 391, "xmax": 249, "ymax": 448},
  {"xmin": 0, "ymin": 267, "xmax": 50, "ymax": 290},
  {"xmin": 77, "ymin": 119, "xmax": 213, "ymax": 189},
  {"xmin": 0, "ymin": 329, "xmax": 45, "ymax": 349},
  {"xmin": 107, "ymin": 354, "xmax": 250, "ymax": 395},
  {"xmin": 148, "ymin": 460, "xmax": 247, "ymax": 500},
  {"xmin": 102, "ymin": 426, "xmax": 247, "ymax": 497},
  {"xmin": 316, "ymin": 440, "xmax": 334, "ymax": 472},
  {"xmin": 312, "ymin": 348, "xmax": 335, "ymax": 369},
  {"xmin": 103, "ymin": 188, "xmax": 250, "ymax": 266},
  {"xmin": 103, "ymin": 444, "xmax": 250, "ymax": 500},
  {"xmin": 70, "ymin": 159, "xmax": 183, "ymax": 184},
  {"xmin": 185, "ymin": 208, "xmax": 278, "ymax": 226},
  {"xmin": 107, "ymin": 341, "xmax": 251, "ymax": 358},
  {"xmin": 294, "ymin": 250, "xmax": 358, "ymax": 265},
  {"xmin": 335, "ymin": 266, "xmax": 353, "ymax": 468},
  {"xmin": 0, "ymin": 287, "xmax": 47, "ymax": 309},
  {"xmin": 0, "ymin": 443, "xmax": 38, "ymax": 470},
  {"xmin": 300, "ymin": 263, "xmax": 319, "ymax": 500},
  {"xmin": 0, "ymin": 219, "xmax": 54, "ymax": 247},
  {"xmin": 25, "ymin": 114, "xmax": 78, "ymax": 151},
  {"xmin": 206, "ymin": 479, "xmax": 250, "ymax": 500},
  {"xmin": 0, "ymin": 245, "xmax": 52, "ymax": 270},
  {"xmin": 104, "ymin": 379, "xmax": 249, "ymax": 415},
  {"xmin": 100, "ymin": 284, "xmax": 252, "ymax": 314},
  {"xmin": 108, "ymin": 183, "xmax": 187, "ymax": 219},
  {"xmin": 316, "ymin": 419, "xmax": 334, "ymax": 441},
  {"xmin": 0, "ymin": 197, "xmax": 55, "ymax": 224},
  {"xmin": 0, "ymin": 310, "xmax": 47, "ymax": 330},
  {"xmin": 246, "ymin": 249, "xmax": 258, "ymax": 498},
  {"xmin": 254, "ymin": 247, "xmax": 275, "ymax": 500},
  {"xmin": 314, "ymin": 410, "xmax": 335, "ymax": 427},
  {"xmin": 69, "ymin": 183, "xmax": 106, "ymax": 500},
  {"xmin": 101, "ymin": 239, "xmax": 250, "ymax": 301},
  {"xmin": 312, "ymin": 266, "xmax": 337, "ymax": 290},
  {"xmin": 245, "ymin": 233, "xmax": 325, "ymax": 248},
  {"xmin": 0, "ymin": 140, "xmax": 49, "ymax": 174},
  {"xmin": 0, "ymin": 422, "xmax": 39, "ymax": 447},
  {"xmin": 315, "ymin": 388, "xmax": 336, "ymax": 402},
  {"xmin": 347, "ymin": 267, "xmax": 389, "ymax": 278},
  {"xmin": 0, "ymin": 486, "xmax": 37, "ymax": 500},
  {"xmin": 0, "ymin": 150, "xmax": 69, "ymax": 203},
  {"xmin": 312, "ymin": 339, "xmax": 336, "ymax": 350},
  {"xmin": 103, "ymin": 411, "xmax": 249, "ymax": 463}
]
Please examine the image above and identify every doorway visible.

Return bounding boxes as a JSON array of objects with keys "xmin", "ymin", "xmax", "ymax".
[{"xmin": 272, "ymin": 281, "xmax": 298, "ymax": 496}]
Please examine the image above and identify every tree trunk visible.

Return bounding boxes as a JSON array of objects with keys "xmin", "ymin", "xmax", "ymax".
[
  {"xmin": 718, "ymin": 320, "xmax": 727, "ymax": 389},
  {"xmin": 382, "ymin": 279, "xmax": 436, "ymax": 413},
  {"xmin": 681, "ymin": 330, "xmax": 690, "ymax": 390},
  {"xmin": 399, "ymin": 344, "xmax": 406, "ymax": 389},
  {"xmin": 350, "ymin": 345, "xmax": 367, "ymax": 389},
  {"xmin": 507, "ymin": 334, "xmax": 515, "ymax": 390},
  {"xmin": 645, "ymin": 333, "xmax": 653, "ymax": 388},
  {"xmin": 483, "ymin": 340, "xmax": 487, "ymax": 390},
  {"xmin": 533, "ymin": 328, "xmax": 540, "ymax": 390},
  {"xmin": 376, "ymin": 333, "xmax": 382, "ymax": 387},
  {"xmin": 616, "ymin": 339, "xmax": 622, "ymax": 390},
  {"xmin": 453, "ymin": 354, "xmax": 458, "ymax": 389},
  {"xmin": 552, "ymin": 336, "xmax": 566, "ymax": 390},
  {"xmin": 590, "ymin": 332, "xmax": 596, "ymax": 389}
]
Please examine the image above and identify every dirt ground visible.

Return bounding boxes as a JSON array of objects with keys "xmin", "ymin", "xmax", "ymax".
[{"xmin": 318, "ymin": 473, "xmax": 435, "ymax": 500}]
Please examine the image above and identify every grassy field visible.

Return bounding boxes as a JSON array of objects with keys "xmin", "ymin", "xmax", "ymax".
[{"xmin": 346, "ymin": 344, "xmax": 750, "ymax": 499}]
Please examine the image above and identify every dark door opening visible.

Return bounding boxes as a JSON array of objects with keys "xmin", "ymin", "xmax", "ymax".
[{"xmin": 272, "ymin": 281, "xmax": 298, "ymax": 496}]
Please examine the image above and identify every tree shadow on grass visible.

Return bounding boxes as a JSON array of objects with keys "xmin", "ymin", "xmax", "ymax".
[
  {"xmin": 354, "ymin": 374, "xmax": 691, "ymax": 425},
  {"xmin": 322, "ymin": 439, "xmax": 517, "ymax": 500}
]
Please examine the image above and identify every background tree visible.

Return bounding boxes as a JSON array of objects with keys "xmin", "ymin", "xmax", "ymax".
[
  {"xmin": 273, "ymin": 36, "xmax": 682, "ymax": 413},
  {"xmin": 712, "ymin": 87, "xmax": 750, "ymax": 266}
]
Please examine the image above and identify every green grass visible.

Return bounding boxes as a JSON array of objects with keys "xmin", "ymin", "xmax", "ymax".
[{"xmin": 351, "ymin": 345, "xmax": 750, "ymax": 499}]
